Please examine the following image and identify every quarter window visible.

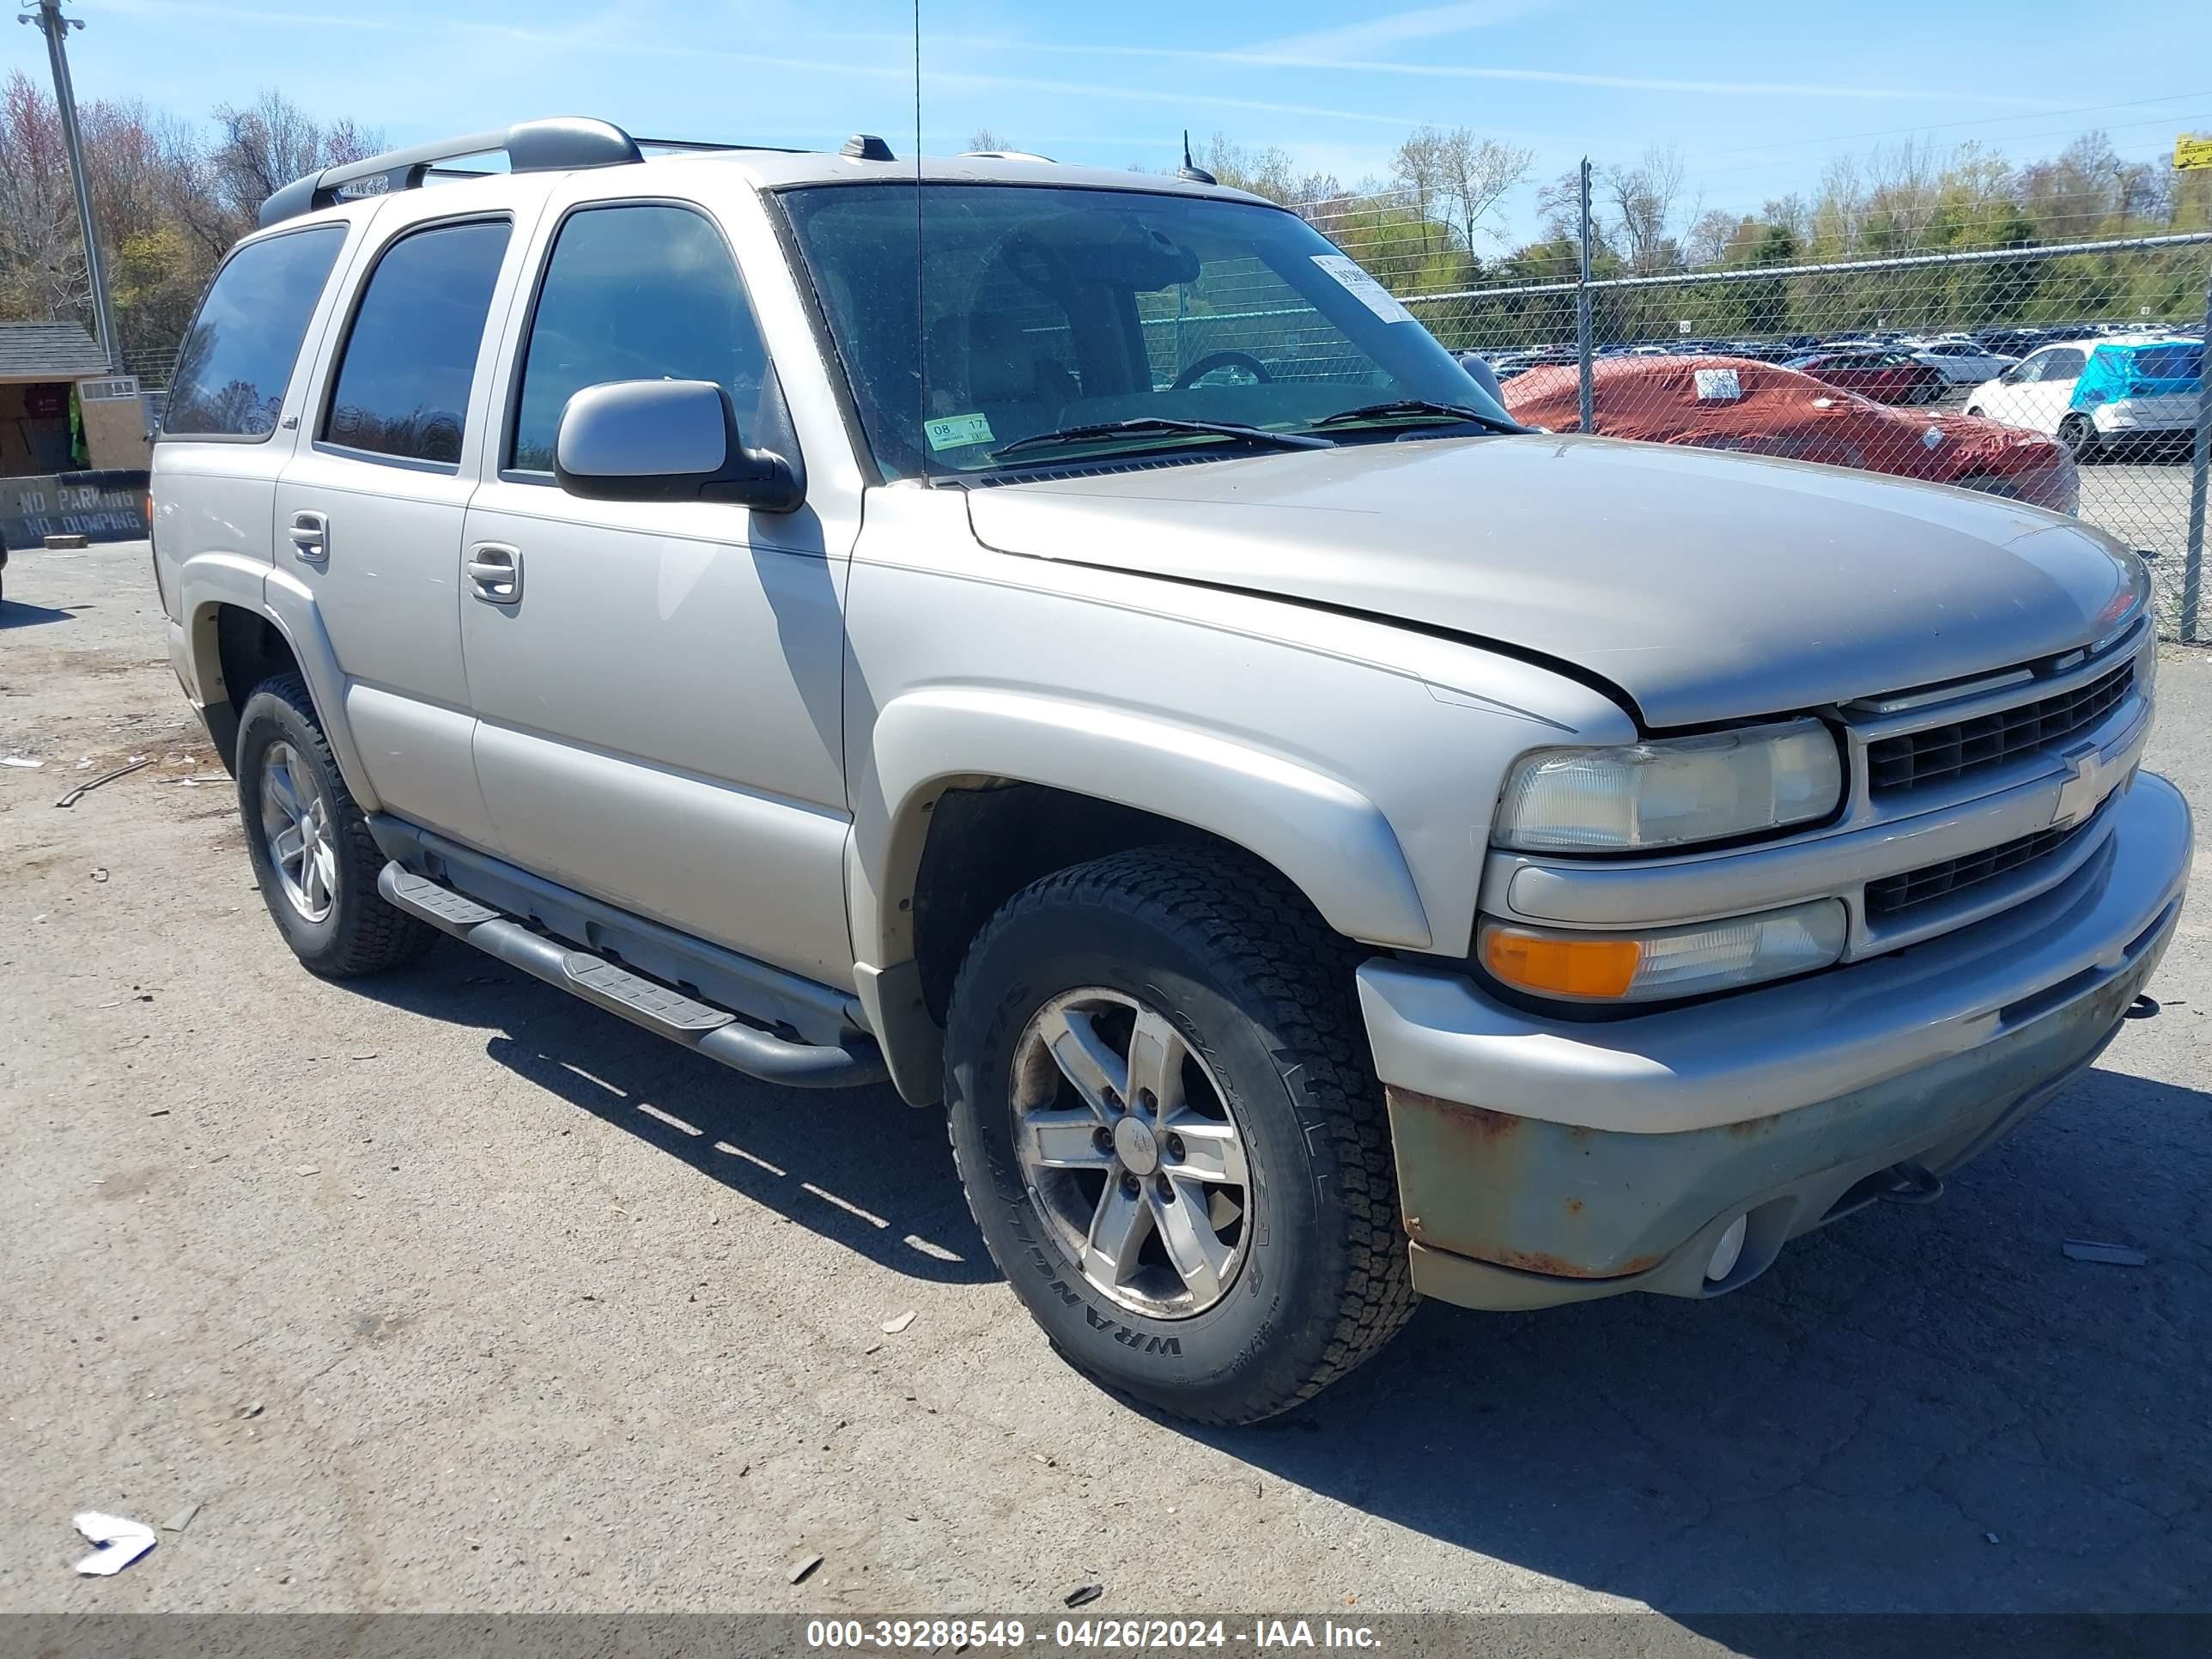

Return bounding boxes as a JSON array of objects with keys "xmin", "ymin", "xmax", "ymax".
[
  {"xmin": 510, "ymin": 204, "xmax": 785, "ymax": 475},
  {"xmin": 323, "ymin": 218, "xmax": 511, "ymax": 465},
  {"xmin": 164, "ymin": 225, "xmax": 345, "ymax": 438}
]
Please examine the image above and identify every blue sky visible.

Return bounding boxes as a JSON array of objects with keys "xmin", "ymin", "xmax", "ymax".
[{"xmin": 10, "ymin": 0, "xmax": 2209, "ymax": 245}]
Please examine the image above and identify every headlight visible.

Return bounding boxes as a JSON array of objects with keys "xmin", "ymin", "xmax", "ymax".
[
  {"xmin": 1479, "ymin": 899, "xmax": 1848, "ymax": 1003},
  {"xmin": 1492, "ymin": 720, "xmax": 1842, "ymax": 853}
]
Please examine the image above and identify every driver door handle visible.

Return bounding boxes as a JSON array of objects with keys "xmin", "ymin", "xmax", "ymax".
[{"xmin": 465, "ymin": 543, "xmax": 522, "ymax": 605}]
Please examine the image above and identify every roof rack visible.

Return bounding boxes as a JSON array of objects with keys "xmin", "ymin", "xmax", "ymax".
[{"xmin": 259, "ymin": 117, "xmax": 641, "ymax": 228}]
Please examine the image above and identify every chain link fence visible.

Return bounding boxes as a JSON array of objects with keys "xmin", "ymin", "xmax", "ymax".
[{"xmin": 1298, "ymin": 180, "xmax": 2211, "ymax": 643}]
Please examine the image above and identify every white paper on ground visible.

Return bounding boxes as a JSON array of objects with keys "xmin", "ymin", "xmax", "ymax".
[
  {"xmin": 73, "ymin": 1511, "xmax": 157, "ymax": 1575},
  {"xmin": 1310, "ymin": 254, "xmax": 1414, "ymax": 325}
]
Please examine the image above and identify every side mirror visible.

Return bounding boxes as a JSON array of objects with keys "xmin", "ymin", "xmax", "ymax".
[{"xmin": 554, "ymin": 380, "xmax": 803, "ymax": 513}]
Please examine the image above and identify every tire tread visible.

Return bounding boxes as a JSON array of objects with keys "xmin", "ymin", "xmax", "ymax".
[
  {"xmin": 946, "ymin": 843, "xmax": 1416, "ymax": 1424},
  {"xmin": 239, "ymin": 672, "xmax": 435, "ymax": 976}
]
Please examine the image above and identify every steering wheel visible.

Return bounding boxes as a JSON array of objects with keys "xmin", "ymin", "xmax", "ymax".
[{"xmin": 1171, "ymin": 350, "xmax": 1273, "ymax": 390}]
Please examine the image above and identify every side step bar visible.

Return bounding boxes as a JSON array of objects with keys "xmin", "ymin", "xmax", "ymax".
[{"xmin": 378, "ymin": 864, "xmax": 886, "ymax": 1090}]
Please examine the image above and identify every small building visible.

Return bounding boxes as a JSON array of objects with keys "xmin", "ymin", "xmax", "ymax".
[{"xmin": 0, "ymin": 320, "xmax": 145, "ymax": 476}]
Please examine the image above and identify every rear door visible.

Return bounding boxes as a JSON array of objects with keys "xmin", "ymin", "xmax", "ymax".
[
  {"xmin": 456, "ymin": 187, "xmax": 855, "ymax": 986},
  {"xmin": 271, "ymin": 187, "xmax": 543, "ymax": 851},
  {"xmin": 152, "ymin": 219, "xmax": 354, "ymax": 605}
]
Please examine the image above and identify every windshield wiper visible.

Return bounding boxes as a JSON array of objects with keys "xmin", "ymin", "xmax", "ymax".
[
  {"xmin": 1307, "ymin": 399, "xmax": 1522, "ymax": 435},
  {"xmin": 990, "ymin": 417, "xmax": 1334, "ymax": 462}
]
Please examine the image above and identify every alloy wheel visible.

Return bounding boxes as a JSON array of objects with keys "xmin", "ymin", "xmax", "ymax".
[
  {"xmin": 258, "ymin": 739, "xmax": 337, "ymax": 923},
  {"xmin": 1010, "ymin": 988, "xmax": 1253, "ymax": 1319}
]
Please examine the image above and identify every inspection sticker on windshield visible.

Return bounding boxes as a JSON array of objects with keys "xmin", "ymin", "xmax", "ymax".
[
  {"xmin": 1311, "ymin": 254, "xmax": 1414, "ymax": 325},
  {"xmin": 924, "ymin": 412, "xmax": 995, "ymax": 451},
  {"xmin": 1692, "ymin": 368, "xmax": 1741, "ymax": 401}
]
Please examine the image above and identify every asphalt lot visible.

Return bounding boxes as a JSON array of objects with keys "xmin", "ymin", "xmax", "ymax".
[{"xmin": 3, "ymin": 541, "xmax": 2209, "ymax": 1629}]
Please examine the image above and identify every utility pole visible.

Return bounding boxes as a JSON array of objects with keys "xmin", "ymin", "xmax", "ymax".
[{"xmin": 21, "ymin": 0, "xmax": 122, "ymax": 372}]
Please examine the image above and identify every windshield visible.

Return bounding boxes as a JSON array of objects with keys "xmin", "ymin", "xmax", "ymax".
[{"xmin": 776, "ymin": 182, "xmax": 1512, "ymax": 478}]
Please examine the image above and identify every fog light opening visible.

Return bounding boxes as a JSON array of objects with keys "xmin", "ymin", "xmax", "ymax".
[{"xmin": 1705, "ymin": 1214, "xmax": 1748, "ymax": 1283}]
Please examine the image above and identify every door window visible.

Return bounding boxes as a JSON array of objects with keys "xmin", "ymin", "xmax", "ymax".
[
  {"xmin": 2037, "ymin": 349, "xmax": 2087, "ymax": 384},
  {"xmin": 507, "ymin": 203, "xmax": 788, "ymax": 476},
  {"xmin": 164, "ymin": 224, "xmax": 346, "ymax": 439},
  {"xmin": 322, "ymin": 218, "xmax": 511, "ymax": 465}
]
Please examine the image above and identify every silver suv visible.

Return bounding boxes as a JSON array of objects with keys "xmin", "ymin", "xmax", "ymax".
[{"xmin": 151, "ymin": 119, "xmax": 2191, "ymax": 1425}]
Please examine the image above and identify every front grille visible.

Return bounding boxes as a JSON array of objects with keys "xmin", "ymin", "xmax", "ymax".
[
  {"xmin": 1867, "ymin": 660, "xmax": 2132, "ymax": 795},
  {"xmin": 1865, "ymin": 817, "xmax": 2092, "ymax": 919}
]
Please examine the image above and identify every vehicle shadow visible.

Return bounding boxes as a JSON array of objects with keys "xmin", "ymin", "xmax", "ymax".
[
  {"xmin": 349, "ymin": 939, "xmax": 995, "ymax": 1285},
  {"xmin": 1176, "ymin": 1068, "xmax": 2212, "ymax": 1626},
  {"xmin": 0, "ymin": 596, "xmax": 77, "ymax": 629}
]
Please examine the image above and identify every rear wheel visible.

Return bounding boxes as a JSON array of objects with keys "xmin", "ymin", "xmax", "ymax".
[
  {"xmin": 236, "ymin": 673, "xmax": 435, "ymax": 976},
  {"xmin": 945, "ymin": 845, "xmax": 1415, "ymax": 1425},
  {"xmin": 2058, "ymin": 413, "xmax": 2100, "ymax": 463}
]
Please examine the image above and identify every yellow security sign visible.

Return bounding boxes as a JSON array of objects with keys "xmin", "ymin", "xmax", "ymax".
[{"xmin": 2178, "ymin": 133, "xmax": 2212, "ymax": 171}]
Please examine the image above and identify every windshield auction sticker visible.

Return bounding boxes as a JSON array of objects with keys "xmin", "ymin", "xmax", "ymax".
[
  {"xmin": 1310, "ymin": 254, "xmax": 1415, "ymax": 325},
  {"xmin": 926, "ymin": 412, "xmax": 995, "ymax": 451}
]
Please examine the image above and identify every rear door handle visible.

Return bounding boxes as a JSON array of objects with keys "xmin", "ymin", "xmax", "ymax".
[
  {"xmin": 287, "ymin": 510, "xmax": 329, "ymax": 564},
  {"xmin": 465, "ymin": 542, "xmax": 523, "ymax": 604}
]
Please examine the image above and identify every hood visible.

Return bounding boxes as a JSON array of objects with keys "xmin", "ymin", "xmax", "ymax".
[{"xmin": 963, "ymin": 434, "xmax": 2142, "ymax": 728}]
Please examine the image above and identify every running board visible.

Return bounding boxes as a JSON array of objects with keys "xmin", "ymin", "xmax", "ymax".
[{"xmin": 378, "ymin": 864, "xmax": 886, "ymax": 1090}]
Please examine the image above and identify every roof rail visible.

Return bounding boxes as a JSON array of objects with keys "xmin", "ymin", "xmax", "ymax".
[{"xmin": 258, "ymin": 117, "xmax": 643, "ymax": 228}]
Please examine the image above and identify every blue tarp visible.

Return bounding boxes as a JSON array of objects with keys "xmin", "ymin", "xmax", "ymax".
[{"xmin": 2074, "ymin": 338, "xmax": 2203, "ymax": 408}]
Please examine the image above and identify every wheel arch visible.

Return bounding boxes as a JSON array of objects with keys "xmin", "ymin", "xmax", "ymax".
[
  {"xmin": 851, "ymin": 688, "xmax": 1431, "ymax": 1105},
  {"xmin": 182, "ymin": 560, "xmax": 380, "ymax": 809}
]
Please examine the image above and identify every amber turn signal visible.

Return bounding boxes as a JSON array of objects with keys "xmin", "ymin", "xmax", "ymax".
[{"xmin": 1481, "ymin": 927, "xmax": 1640, "ymax": 999}]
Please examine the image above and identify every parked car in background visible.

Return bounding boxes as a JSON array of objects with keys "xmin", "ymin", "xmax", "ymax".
[
  {"xmin": 1972, "ymin": 327, "xmax": 2060, "ymax": 360},
  {"xmin": 1964, "ymin": 336, "xmax": 2203, "ymax": 460},
  {"xmin": 1501, "ymin": 355, "xmax": 2079, "ymax": 513},
  {"xmin": 1911, "ymin": 340, "xmax": 2020, "ymax": 385},
  {"xmin": 1784, "ymin": 348, "xmax": 1948, "ymax": 404}
]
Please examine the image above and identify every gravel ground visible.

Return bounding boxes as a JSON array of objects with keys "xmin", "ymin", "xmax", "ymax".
[{"xmin": 3, "ymin": 541, "xmax": 2208, "ymax": 1625}]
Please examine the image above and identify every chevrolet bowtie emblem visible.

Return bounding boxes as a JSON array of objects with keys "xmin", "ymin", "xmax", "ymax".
[{"xmin": 2051, "ymin": 741, "xmax": 2110, "ymax": 829}]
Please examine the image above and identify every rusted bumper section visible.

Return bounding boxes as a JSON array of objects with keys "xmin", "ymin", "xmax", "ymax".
[{"xmin": 1359, "ymin": 773, "xmax": 2191, "ymax": 1313}]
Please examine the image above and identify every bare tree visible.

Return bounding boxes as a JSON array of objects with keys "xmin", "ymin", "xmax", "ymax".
[
  {"xmin": 968, "ymin": 127, "xmax": 1006, "ymax": 153},
  {"xmin": 210, "ymin": 88, "xmax": 384, "ymax": 225},
  {"xmin": 1392, "ymin": 125, "xmax": 1449, "ymax": 253},
  {"xmin": 1435, "ymin": 128, "xmax": 1533, "ymax": 252},
  {"xmin": 1686, "ymin": 207, "xmax": 1737, "ymax": 268},
  {"xmin": 1534, "ymin": 166, "xmax": 1587, "ymax": 245},
  {"xmin": 1600, "ymin": 143, "xmax": 1684, "ymax": 274}
]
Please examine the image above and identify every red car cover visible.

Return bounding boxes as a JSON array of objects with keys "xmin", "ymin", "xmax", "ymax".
[{"xmin": 1501, "ymin": 356, "xmax": 2078, "ymax": 514}]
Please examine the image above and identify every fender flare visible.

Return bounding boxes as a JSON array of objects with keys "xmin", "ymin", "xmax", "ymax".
[
  {"xmin": 179, "ymin": 556, "xmax": 381, "ymax": 813},
  {"xmin": 856, "ymin": 685, "xmax": 1433, "ymax": 969}
]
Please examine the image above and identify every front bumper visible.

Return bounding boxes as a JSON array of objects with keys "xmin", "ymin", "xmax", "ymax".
[{"xmin": 1357, "ymin": 771, "xmax": 2191, "ymax": 1311}]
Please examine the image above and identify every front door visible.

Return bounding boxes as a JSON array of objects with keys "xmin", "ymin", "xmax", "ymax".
[{"xmin": 458, "ymin": 197, "xmax": 854, "ymax": 988}]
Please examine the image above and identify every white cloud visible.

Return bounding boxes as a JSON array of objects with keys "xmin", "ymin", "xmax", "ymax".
[{"xmin": 1260, "ymin": 0, "xmax": 1553, "ymax": 61}]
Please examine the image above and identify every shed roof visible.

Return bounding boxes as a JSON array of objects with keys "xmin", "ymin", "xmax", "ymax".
[{"xmin": 0, "ymin": 320, "xmax": 111, "ymax": 380}]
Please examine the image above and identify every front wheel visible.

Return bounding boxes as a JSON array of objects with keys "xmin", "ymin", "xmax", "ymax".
[
  {"xmin": 945, "ymin": 845, "xmax": 1415, "ymax": 1425},
  {"xmin": 236, "ymin": 673, "xmax": 435, "ymax": 976}
]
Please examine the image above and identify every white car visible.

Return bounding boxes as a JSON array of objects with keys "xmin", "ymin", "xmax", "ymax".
[
  {"xmin": 1964, "ymin": 335, "xmax": 2203, "ymax": 459},
  {"xmin": 1910, "ymin": 340, "xmax": 2019, "ymax": 385}
]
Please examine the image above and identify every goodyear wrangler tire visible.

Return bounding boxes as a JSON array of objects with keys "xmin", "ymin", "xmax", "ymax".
[{"xmin": 945, "ymin": 844, "xmax": 1415, "ymax": 1425}]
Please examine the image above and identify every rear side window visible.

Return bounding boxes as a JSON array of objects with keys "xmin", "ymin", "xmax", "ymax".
[
  {"xmin": 323, "ymin": 218, "xmax": 511, "ymax": 465},
  {"xmin": 164, "ymin": 225, "xmax": 345, "ymax": 439},
  {"xmin": 508, "ymin": 204, "xmax": 782, "ymax": 474}
]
